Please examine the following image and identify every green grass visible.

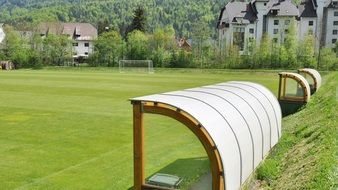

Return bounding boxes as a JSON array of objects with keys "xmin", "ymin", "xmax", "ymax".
[
  {"xmin": 246, "ymin": 72, "xmax": 338, "ymax": 190},
  {"xmin": 0, "ymin": 68, "xmax": 280, "ymax": 190}
]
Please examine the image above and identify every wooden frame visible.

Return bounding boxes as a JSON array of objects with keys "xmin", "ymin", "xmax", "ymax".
[
  {"xmin": 132, "ymin": 101, "xmax": 224, "ymax": 190},
  {"xmin": 278, "ymin": 73, "xmax": 309, "ymax": 103},
  {"xmin": 298, "ymin": 69, "xmax": 318, "ymax": 92}
]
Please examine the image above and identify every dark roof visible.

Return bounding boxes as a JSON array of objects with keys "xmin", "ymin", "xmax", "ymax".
[
  {"xmin": 218, "ymin": 1, "xmax": 257, "ymax": 26},
  {"xmin": 217, "ymin": 0, "xmax": 305, "ymax": 28},
  {"xmin": 299, "ymin": 0, "xmax": 317, "ymax": 17},
  {"xmin": 217, "ymin": 7, "xmax": 226, "ymax": 28},
  {"xmin": 325, "ymin": 0, "xmax": 338, "ymax": 8},
  {"xmin": 39, "ymin": 22, "xmax": 97, "ymax": 40},
  {"xmin": 266, "ymin": 0, "xmax": 299, "ymax": 16}
]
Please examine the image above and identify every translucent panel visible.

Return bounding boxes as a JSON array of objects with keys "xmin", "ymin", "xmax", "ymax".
[
  {"xmin": 285, "ymin": 78, "xmax": 304, "ymax": 98},
  {"xmin": 301, "ymin": 73, "xmax": 314, "ymax": 85},
  {"xmin": 279, "ymin": 72, "xmax": 311, "ymax": 102}
]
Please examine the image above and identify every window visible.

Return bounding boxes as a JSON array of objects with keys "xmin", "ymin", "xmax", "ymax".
[
  {"xmin": 85, "ymin": 52, "xmax": 89, "ymax": 55},
  {"xmin": 84, "ymin": 43, "xmax": 90, "ymax": 47},
  {"xmin": 309, "ymin": 21, "xmax": 314, "ymax": 26},
  {"xmin": 285, "ymin": 20, "xmax": 290, "ymax": 25},
  {"xmin": 280, "ymin": 77, "xmax": 305, "ymax": 100},
  {"xmin": 273, "ymin": 38, "xmax": 278, "ymax": 43},
  {"xmin": 249, "ymin": 28, "xmax": 254, "ymax": 34},
  {"xmin": 274, "ymin": 20, "xmax": 279, "ymax": 25},
  {"xmin": 234, "ymin": 27, "xmax": 245, "ymax": 32},
  {"xmin": 332, "ymin": 39, "xmax": 337, "ymax": 44},
  {"xmin": 285, "ymin": 29, "xmax": 289, "ymax": 34},
  {"xmin": 334, "ymin": 21, "xmax": 338, "ymax": 25},
  {"xmin": 233, "ymin": 27, "xmax": 245, "ymax": 51},
  {"xmin": 73, "ymin": 43, "xmax": 78, "ymax": 47},
  {"xmin": 333, "ymin": 30, "xmax": 338, "ymax": 35},
  {"xmin": 334, "ymin": 11, "xmax": 338, "ymax": 16},
  {"xmin": 264, "ymin": 2, "xmax": 267, "ymax": 6},
  {"xmin": 274, "ymin": 29, "xmax": 279, "ymax": 34}
]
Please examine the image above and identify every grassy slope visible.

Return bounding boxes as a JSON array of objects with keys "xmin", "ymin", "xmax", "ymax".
[
  {"xmin": 247, "ymin": 72, "xmax": 338, "ymax": 189},
  {"xmin": 0, "ymin": 68, "xmax": 279, "ymax": 190}
]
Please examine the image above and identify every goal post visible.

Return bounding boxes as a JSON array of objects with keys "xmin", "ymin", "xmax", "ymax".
[{"xmin": 119, "ymin": 60, "xmax": 154, "ymax": 74}]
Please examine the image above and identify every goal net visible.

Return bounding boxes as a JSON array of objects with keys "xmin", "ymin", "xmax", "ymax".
[{"xmin": 119, "ymin": 60, "xmax": 154, "ymax": 74}]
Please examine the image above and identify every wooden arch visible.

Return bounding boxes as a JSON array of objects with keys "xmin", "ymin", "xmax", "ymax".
[
  {"xmin": 297, "ymin": 68, "xmax": 321, "ymax": 94},
  {"xmin": 132, "ymin": 101, "xmax": 224, "ymax": 190},
  {"xmin": 298, "ymin": 70, "xmax": 317, "ymax": 88},
  {"xmin": 278, "ymin": 72, "xmax": 310, "ymax": 103}
]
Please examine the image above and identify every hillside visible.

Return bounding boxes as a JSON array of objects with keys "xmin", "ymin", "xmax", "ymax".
[
  {"xmin": 0, "ymin": 0, "xmax": 227, "ymax": 37},
  {"xmin": 245, "ymin": 72, "xmax": 338, "ymax": 189}
]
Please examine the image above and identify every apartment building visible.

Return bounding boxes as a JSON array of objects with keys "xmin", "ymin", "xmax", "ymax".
[{"xmin": 218, "ymin": 0, "xmax": 338, "ymax": 52}]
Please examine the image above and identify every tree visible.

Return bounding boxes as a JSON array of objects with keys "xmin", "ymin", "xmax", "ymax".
[
  {"xmin": 151, "ymin": 25, "xmax": 175, "ymax": 50},
  {"xmin": 126, "ymin": 30, "xmax": 149, "ymax": 60},
  {"xmin": 151, "ymin": 47, "xmax": 170, "ymax": 67},
  {"xmin": 279, "ymin": 45, "xmax": 289, "ymax": 68},
  {"xmin": 284, "ymin": 20, "xmax": 298, "ymax": 68},
  {"xmin": 258, "ymin": 34, "xmax": 271, "ymax": 68},
  {"xmin": 191, "ymin": 20, "xmax": 212, "ymax": 67},
  {"xmin": 90, "ymin": 30, "xmax": 125, "ymax": 67},
  {"xmin": 97, "ymin": 18, "xmax": 111, "ymax": 35},
  {"xmin": 2, "ymin": 25, "xmax": 30, "ymax": 68},
  {"xmin": 319, "ymin": 48, "xmax": 338, "ymax": 70},
  {"xmin": 245, "ymin": 37, "xmax": 258, "ymax": 68},
  {"xmin": 150, "ymin": 25, "xmax": 176, "ymax": 67},
  {"xmin": 126, "ymin": 6, "xmax": 147, "ymax": 36},
  {"xmin": 226, "ymin": 45, "xmax": 241, "ymax": 68},
  {"xmin": 298, "ymin": 35, "xmax": 316, "ymax": 68},
  {"xmin": 41, "ymin": 34, "xmax": 72, "ymax": 66},
  {"xmin": 334, "ymin": 41, "xmax": 338, "ymax": 57}
]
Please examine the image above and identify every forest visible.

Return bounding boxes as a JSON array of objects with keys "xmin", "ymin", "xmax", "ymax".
[{"xmin": 0, "ymin": 0, "xmax": 227, "ymax": 37}]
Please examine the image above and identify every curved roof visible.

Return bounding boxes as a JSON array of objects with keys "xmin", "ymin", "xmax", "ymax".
[
  {"xmin": 131, "ymin": 81, "xmax": 282, "ymax": 190},
  {"xmin": 279, "ymin": 72, "xmax": 311, "ymax": 102},
  {"xmin": 298, "ymin": 68, "xmax": 322, "ymax": 90}
]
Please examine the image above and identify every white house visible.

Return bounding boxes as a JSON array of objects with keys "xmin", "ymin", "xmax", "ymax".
[
  {"xmin": 298, "ymin": 0, "xmax": 317, "ymax": 41},
  {"xmin": 218, "ymin": 1, "xmax": 258, "ymax": 52},
  {"xmin": 264, "ymin": 0, "xmax": 299, "ymax": 44},
  {"xmin": 38, "ymin": 22, "xmax": 98, "ymax": 59},
  {"xmin": 218, "ymin": 0, "xmax": 338, "ymax": 53},
  {"xmin": 218, "ymin": 0, "xmax": 300, "ymax": 53},
  {"xmin": 0, "ymin": 23, "xmax": 5, "ymax": 44},
  {"xmin": 321, "ymin": 0, "xmax": 338, "ymax": 48}
]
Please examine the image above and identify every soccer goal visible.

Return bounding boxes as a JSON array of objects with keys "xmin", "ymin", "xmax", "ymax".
[{"xmin": 119, "ymin": 60, "xmax": 154, "ymax": 74}]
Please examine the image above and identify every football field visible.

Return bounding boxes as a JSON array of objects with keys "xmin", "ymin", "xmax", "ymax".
[{"xmin": 0, "ymin": 68, "xmax": 279, "ymax": 190}]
